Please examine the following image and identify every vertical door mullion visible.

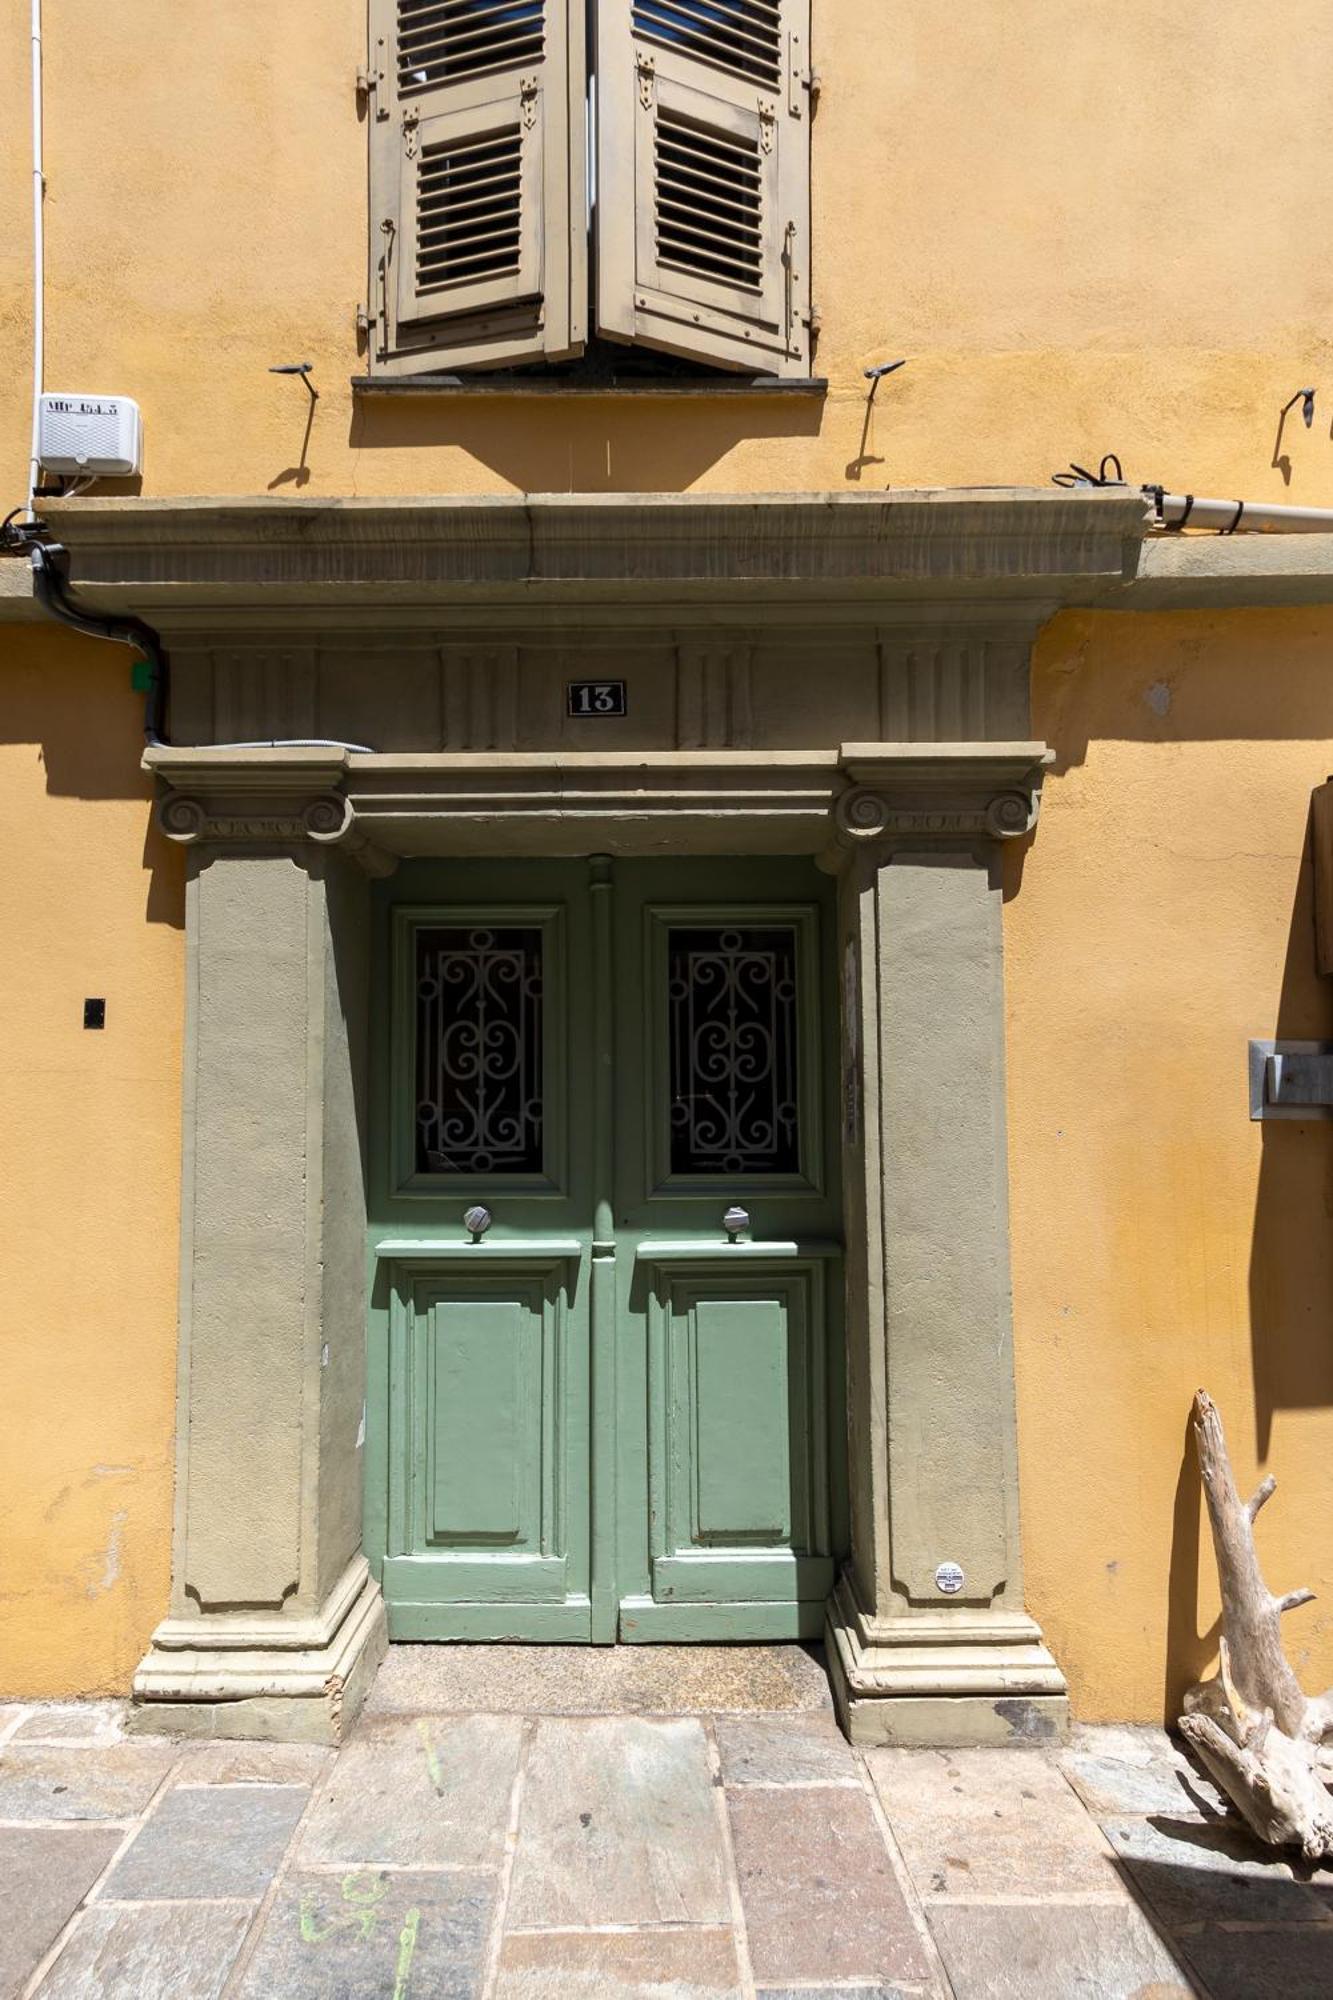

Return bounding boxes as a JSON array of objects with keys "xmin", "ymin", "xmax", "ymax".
[{"xmin": 588, "ymin": 855, "xmax": 619, "ymax": 1641}]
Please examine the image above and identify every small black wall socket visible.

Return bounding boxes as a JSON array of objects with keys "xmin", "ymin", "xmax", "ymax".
[{"xmin": 83, "ymin": 998, "xmax": 106, "ymax": 1030}]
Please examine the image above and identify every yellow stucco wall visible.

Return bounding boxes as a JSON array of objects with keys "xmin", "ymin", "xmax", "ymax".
[
  {"xmin": 0, "ymin": 625, "xmax": 183, "ymax": 1695},
  {"xmin": 0, "ymin": 2, "xmax": 1331, "ymax": 505},
  {"xmin": 1008, "ymin": 607, "xmax": 1333, "ymax": 1720},
  {"xmin": 1, "ymin": 0, "xmax": 1332, "ymax": 1709}
]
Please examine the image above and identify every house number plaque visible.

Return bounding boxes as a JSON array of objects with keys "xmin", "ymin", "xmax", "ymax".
[{"xmin": 567, "ymin": 680, "xmax": 627, "ymax": 718}]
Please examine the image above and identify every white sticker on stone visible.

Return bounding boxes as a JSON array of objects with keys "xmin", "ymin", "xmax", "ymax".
[{"xmin": 935, "ymin": 1561, "xmax": 965, "ymax": 1595}]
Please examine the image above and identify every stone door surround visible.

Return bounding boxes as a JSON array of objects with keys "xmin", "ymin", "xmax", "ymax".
[{"xmin": 62, "ymin": 488, "xmax": 1147, "ymax": 1745}]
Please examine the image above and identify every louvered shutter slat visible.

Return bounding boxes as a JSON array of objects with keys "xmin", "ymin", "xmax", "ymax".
[
  {"xmin": 369, "ymin": 0, "xmax": 586, "ymax": 374},
  {"xmin": 595, "ymin": 0, "xmax": 811, "ymax": 375}
]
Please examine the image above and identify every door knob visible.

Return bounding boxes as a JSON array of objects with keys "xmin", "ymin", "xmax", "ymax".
[
  {"xmin": 723, "ymin": 1206, "xmax": 750, "ymax": 1241},
  {"xmin": 464, "ymin": 1205, "xmax": 492, "ymax": 1241}
]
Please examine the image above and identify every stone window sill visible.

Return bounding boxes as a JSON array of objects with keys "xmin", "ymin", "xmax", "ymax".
[{"xmin": 351, "ymin": 375, "xmax": 828, "ymax": 397}]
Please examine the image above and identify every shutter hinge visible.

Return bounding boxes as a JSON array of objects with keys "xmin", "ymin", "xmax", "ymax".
[
  {"xmin": 356, "ymin": 303, "xmax": 376, "ymax": 340},
  {"xmin": 637, "ymin": 53, "xmax": 656, "ymax": 109},
  {"xmin": 787, "ymin": 31, "xmax": 806, "ymax": 118},
  {"xmin": 378, "ymin": 218, "xmax": 396, "ymax": 340},
  {"xmin": 520, "ymin": 75, "xmax": 539, "ymax": 128},
  {"xmin": 759, "ymin": 102, "xmax": 775, "ymax": 154},
  {"xmin": 402, "ymin": 106, "xmax": 420, "ymax": 157},
  {"xmin": 358, "ymin": 39, "xmax": 389, "ymax": 120},
  {"xmin": 782, "ymin": 220, "xmax": 797, "ymax": 348}
]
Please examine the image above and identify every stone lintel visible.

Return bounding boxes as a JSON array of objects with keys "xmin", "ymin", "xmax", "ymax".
[{"xmin": 143, "ymin": 744, "xmax": 1056, "ymax": 861}]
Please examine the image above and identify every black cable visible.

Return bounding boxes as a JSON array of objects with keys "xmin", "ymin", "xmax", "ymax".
[{"xmin": 1052, "ymin": 455, "xmax": 1126, "ymax": 489}]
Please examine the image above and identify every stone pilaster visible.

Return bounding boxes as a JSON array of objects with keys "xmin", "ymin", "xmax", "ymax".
[
  {"xmin": 130, "ymin": 752, "xmax": 389, "ymax": 1742},
  {"xmin": 825, "ymin": 744, "xmax": 1068, "ymax": 1746}
]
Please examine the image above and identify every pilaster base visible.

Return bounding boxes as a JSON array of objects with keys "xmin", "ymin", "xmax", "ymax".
[
  {"xmin": 826, "ymin": 1575, "xmax": 1068, "ymax": 1748},
  {"xmin": 128, "ymin": 1558, "xmax": 388, "ymax": 1745}
]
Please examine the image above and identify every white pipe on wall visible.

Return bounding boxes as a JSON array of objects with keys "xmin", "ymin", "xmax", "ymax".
[
  {"xmin": 1149, "ymin": 489, "xmax": 1333, "ymax": 535},
  {"xmin": 27, "ymin": 0, "xmax": 44, "ymax": 520}
]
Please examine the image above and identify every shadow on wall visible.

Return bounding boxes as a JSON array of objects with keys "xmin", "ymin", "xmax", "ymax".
[
  {"xmin": 1248, "ymin": 801, "xmax": 1333, "ymax": 1460},
  {"xmin": 347, "ymin": 391, "xmax": 827, "ymax": 492},
  {"xmin": 0, "ymin": 623, "xmax": 183, "ymax": 930}
]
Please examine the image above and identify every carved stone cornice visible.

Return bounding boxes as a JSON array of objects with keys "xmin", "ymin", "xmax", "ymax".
[
  {"xmin": 827, "ymin": 742, "xmax": 1054, "ymax": 865},
  {"xmin": 44, "ymin": 489, "xmax": 1148, "ymax": 628},
  {"xmin": 145, "ymin": 743, "xmax": 1054, "ymax": 863}
]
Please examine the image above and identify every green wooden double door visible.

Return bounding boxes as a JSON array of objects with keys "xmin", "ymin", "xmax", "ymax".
[{"xmin": 366, "ymin": 857, "xmax": 845, "ymax": 1642}]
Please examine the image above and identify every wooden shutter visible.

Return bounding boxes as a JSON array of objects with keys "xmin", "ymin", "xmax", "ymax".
[
  {"xmin": 368, "ymin": 0, "xmax": 586, "ymax": 373},
  {"xmin": 595, "ymin": 0, "xmax": 812, "ymax": 375}
]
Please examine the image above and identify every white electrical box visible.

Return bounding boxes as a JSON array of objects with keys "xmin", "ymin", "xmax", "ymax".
[{"xmin": 36, "ymin": 394, "xmax": 142, "ymax": 476}]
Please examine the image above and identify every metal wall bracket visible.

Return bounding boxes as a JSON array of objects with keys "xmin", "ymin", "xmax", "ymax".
[{"xmin": 1249, "ymin": 1039, "xmax": 1333, "ymax": 1120}]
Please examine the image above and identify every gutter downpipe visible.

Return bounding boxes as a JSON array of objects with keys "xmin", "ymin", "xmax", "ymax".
[
  {"xmin": 27, "ymin": 0, "xmax": 43, "ymax": 523},
  {"xmin": 30, "ymin": 542, "xmax": 168, "ymax": 746},
  {"xmin": 1146, "ymin": 488, "xmax": 1333, "ymax": 535}
]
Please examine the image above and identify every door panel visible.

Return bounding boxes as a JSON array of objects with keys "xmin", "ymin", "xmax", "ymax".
[
  {"xmin": 379, "ymin": 1256, "xmax": 590, "ymax": 1636},
  {"xmin": 368, "ymin": 855, "xmax": 843, "ymax": 1643},
  {"xmin": 645, "ymin": 1263, "xmax": 835, "ymax": 1612}
]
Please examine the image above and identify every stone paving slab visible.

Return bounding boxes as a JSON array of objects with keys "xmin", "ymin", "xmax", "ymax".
[
  {"xmin": 494, "ymin": 1927, "xmax": 743, "ymax": 1997},
  {"xmin": 926, "ymin": 1901, "xmax": 1195, "ymax": 2000},
  {"xmin": 1179, "ymin": 1922, "xmax": 1333, "ymax": 2000},
  {"xmin": 13, "ymin": 1704, "xmax": 127, "ymax": 1746},
  {"xmin": 508, "ymin": 1716, "xmax": 731, "ymax": 1928},
  {"xmin": 727, "ymin": 1784, "xmax": 933, "ymax": 1987},
  {"xmin": 1062, "ymin": 1744, "xmax": 1227, "ymax": 1820},
  {"xmin": 176, "ymin": 1739, "xmax": 331, "ymax": 1786},
  {"xmin": 0, "ymin": 1740, "xmax": 177, "ymax": 1822},
  {"xmin": 1068, "ymin": 1722, "xmax": 1184, "ymax": 1767},
  {"xmin": 98, "ymin": 1783, "xmax": 309, "ymax": 1902},
  {"xmin": 755, "ymin": 1989, "xmax": 924, "ymax": 2000},
  {"xmin": 1101, "ymin": 1814, "xmax": 1330, "ymax": 1926},
  {"xmin": 715, "ymin": 1711, "xmax": 861, "ymax": 1786},
  {"xmin": 368, "ymin": 1643, "xmax": 833, "ymax": 1716},
  {"xmin": 33, "ymin": 1902, "xmax": 254, "ymax": 2000},
  {"xmin": 0, "ymin": 1825, "xmax": 122, "ymax": 2000},
  {"xmin": 234, "ymin": 1867, "xmax": 494, "ymax": 2000},
  {"xmin": 867, "ymin": 1747, "xmax": 1118, "ymax": 1900},
  {"xmin": 299, "ymin": 1714, "xmax": 522, "ymax": 1869}
]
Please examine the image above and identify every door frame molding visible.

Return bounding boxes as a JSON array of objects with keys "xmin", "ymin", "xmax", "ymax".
[{"xmin": 113, "ymin": 484, "xmax": 1108, "ymax": 1742}]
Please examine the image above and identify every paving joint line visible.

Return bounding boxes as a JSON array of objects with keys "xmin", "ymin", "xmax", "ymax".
[
  {"xmin": 721, "ymin": 1776, "xmax": 864, "ymax": 1791},
  {"xmin": 216, "ymin": 1744, "xmax": 339, "ymax": 2000},
  {"xmin": 478, "ymin": 1711, "xmax": 535, "ymax": 2000},
  {"xmin": 503, "ymin": 1920, "xmax": 739, "ymax": 1936},
  {"xmin": 705, "ymin": 1717, "xmax": 758, "ymax": 2000},
  {"xmin": 295, "ymin": 1857, "xmax": 499, "ymax": 1875},
  {"xmin": 854, "ymin": 1748, "xmax": 957, "ymax": 2000}
]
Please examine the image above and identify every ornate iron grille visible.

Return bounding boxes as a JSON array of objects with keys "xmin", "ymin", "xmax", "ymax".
[
  {"xmin": 415, "ymin": 926, "xmax": 543, "ymax": 1175},
  {"xmin": 668, "ymin": 925, "xmax": 800, "ymax": 1175}
]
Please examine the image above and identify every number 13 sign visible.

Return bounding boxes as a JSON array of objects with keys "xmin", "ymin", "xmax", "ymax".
[{"xmin": 567, "ymin": 681, "xmax": 628, "ymax": 718}]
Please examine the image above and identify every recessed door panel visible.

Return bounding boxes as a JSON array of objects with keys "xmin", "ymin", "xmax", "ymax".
[
  {"xmin": 428, "ymin": 1287, "xmax": 540, "ymax": 1547},
  {"xmin": 692, "ymin": 1294, "xmax": 795, "ymax": 1542},
  {"xmin": 644, "ymin": 1264, "xmax": 833, "ymax": 1611},
  {"xmin": 380, "ymin": 1259, "xmax": 588, "ymax": 1630}
]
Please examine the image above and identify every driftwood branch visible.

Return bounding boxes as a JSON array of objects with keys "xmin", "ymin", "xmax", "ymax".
[{"xmin": 1180, "ymin": 1390, "xmax": 1333, "ymax": 1858}]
